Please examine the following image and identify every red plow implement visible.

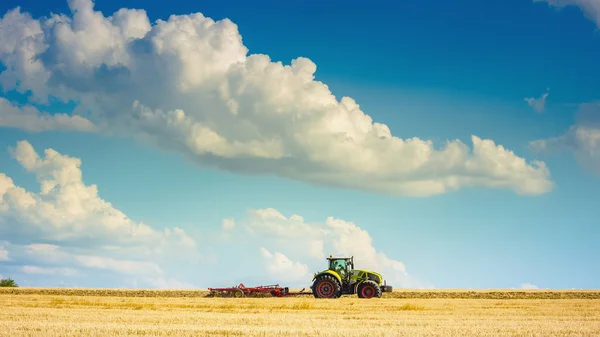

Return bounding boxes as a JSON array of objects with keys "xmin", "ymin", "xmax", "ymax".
[{"xmin": 207, "ymin": 283, "xmax": 311, "ymax": 298}]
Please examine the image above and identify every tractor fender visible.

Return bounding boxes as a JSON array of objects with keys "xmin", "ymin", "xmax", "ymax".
[{"xmin": 312, "ymin": 270, "xmax": 342, "ymax": 284}]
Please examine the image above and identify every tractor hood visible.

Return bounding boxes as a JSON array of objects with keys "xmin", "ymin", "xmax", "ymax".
[{"xmin": 350, "ymin": 269, "xmax": 383, "ymax": 284}]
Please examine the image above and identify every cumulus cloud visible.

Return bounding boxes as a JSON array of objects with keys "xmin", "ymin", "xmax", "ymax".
[
  {"xmin": 0, "ymin": 140, "xmax": 425, "ymax": 289},
  {"xmin": 0, "ymin": 140, "xmax": 200, "ymax": 287},
  {"xmin": 260, "ymin": 247, "xmax": 310, "ymax": 282},
  {"xmin": 0, "ymin": 0, "xmax": 553, "ymax": 197},
  {"xmin": 0, "ymin": 140, "xmax": 195, "ymax": 248},
  {"xmin": 227, "ymin": 208, "xmax": 432, "ymax": 288},
  {"xmin": 534, "ymin": 0, "xmax": 600, "ymax": 27},
  {"xmin": 530, "ymin": 102, "xmax": 600, "ymax": 175},
  {"xmin": 524, "ymin": 90, "xmax": 549, "ymax": 113},
  {"xmin": 0, "ymin": 98, "xmax": 96, "ymax": 132}
]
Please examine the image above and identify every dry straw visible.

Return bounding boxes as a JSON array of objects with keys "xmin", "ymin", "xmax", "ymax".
[{"xmin": 2, "ymin": 288, "xmax": 600, "ymax": 336}]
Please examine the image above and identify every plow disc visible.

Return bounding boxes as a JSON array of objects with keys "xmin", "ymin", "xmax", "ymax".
[{"xmin": 207, "ymin": 283, "xmax": 311, "ymax": 298}]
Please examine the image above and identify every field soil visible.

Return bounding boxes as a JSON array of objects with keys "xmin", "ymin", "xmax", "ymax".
[{"xmin": 1, "ymin": 288, "xmax": 599, "ymax": 336}]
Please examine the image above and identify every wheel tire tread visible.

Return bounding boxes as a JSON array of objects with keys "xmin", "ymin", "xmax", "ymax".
[
  {"xmin": 312, "ymin": 275, "xmax": 342, "ymax": 298},
  {"xmin": 357, "ymin": 280, "xmax": 382, "ymax": 299}
]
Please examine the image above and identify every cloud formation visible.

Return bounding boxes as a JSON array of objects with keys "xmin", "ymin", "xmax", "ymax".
[
  {"xmin": 222, "ymin": 218, "xmax": 235, "ymax": 230},
  {"xmin": 0, "ymin": 98, "xmax": 96, "ymax": 132},
  {"xmin": 0, "ymin": 0, "xmax": 553, "ymax": 197},
  {"xmin": 534, "ymin": 0, "xmax": 600, "ymax": 27},
  {"xmin": 530, "ymin": 2, "xmax": 600, "ymax": 175},
  {"xmin": 226, "ymin": 208, "xmax": 431, "ymax": 288},
  {"xmin": 20, "ymin": 265, "xmax": 78, "ymax": 276},
  {"xmin": 0, "ymin": 140, "xmax": 200, "ymax": 288},
  {"xmin": 0, "ymin": 242, "xmax": 8, "ymax": 261},
  {"xmin": 0, "ymin": 140, "xmax": 196, "ymax": 248},
  {"xmin": 524, "ymin": 90, "xmax": 549, "ymax": 113},
  {"xmin": 0, "ymin": 140, "xmax": 429, "ymax": 289},
  {"xmin": 530, "ymin": 102, "xmax": 600, "ymax": 175},
  {"xmin": 260, "ymin": 247, "xmax": 311, "ymax": 282}
]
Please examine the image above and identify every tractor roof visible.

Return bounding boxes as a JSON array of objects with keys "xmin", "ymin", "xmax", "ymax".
[{"xmin": 327, "ymin": 255, "xmax": 353, "ymax": 260}]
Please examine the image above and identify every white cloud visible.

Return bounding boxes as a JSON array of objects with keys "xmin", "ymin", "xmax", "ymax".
[
  {"xmin": 20, "ymin": 240, "xmax": 170, "ymax": 279},
  {"xmin": 534, "ymin": 0, "xmax": 600, "ymax": 27},
  {"xmin": 0, "ymin": 98, "xmax": 96, "ymax": 132},
  {"xmin": 307, "ymin": 240, "xmax": 325, "ymax": 260},
  {"xmin": 73, "ymin": 255, "xmax": 162, "ymax": 275},
  {"xmin": 0, "ymin": 140, "xmax": 195, "ymax": 249},
  {"xmin": 530, "ymin": 101, "xmax": 600, "ymax": 175},
  {"xmin": 520, "ymin": 282, "xmax": 539, "ymax": 290},
  {"xmin": 20, "ymin": 265, "xmax": 78, "ymax": 276},
  {"xmin": 228, "ymin": 208, "xmax": 432, "ymax": 288},
  {"xmin": 0, "ymin": 0, "xmax": 553, "ymax": 197},
  {"xmin": 524, "ymin": 90, "xmax": 549, "ymax": 113},
  {"xmin": 0, "ymin": 242, "xmax": 8, "ymax": 261},
  {"xmin": 222, "ymin": 218, "xmax": 235, "ymax": 230},
  {"xmin": 0, "ymin": 141, "xmax": 200, "ymax": 287},
  {"xmin": 260, "ymin": 247, "xmax": 310, "ymax": 282},
  {"xmin": 25, "ymin": 243, "xmax": 60, "ymax": 256},
  {"xmin": 326, "ymin": 217, "xmax": 407, "ymax": 275}
]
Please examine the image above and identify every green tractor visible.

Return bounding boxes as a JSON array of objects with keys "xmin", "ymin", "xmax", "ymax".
[{"xmin": 310, "ymin": 255, "xmax": 393, "ymax": 298}]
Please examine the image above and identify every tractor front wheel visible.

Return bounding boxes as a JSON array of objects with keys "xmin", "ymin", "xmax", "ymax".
[
  {"xmin": 312, "ymin": 275, "xmax": 341, "ymax": 298},
  {"xmin": 357, "ymin": 280, "xmax": 381, "ymax": 299}
]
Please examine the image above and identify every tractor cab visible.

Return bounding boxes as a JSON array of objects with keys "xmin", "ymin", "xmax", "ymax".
[{"xmin": 327, "ymin": 255, "xmax": 353, "ymax": 281}]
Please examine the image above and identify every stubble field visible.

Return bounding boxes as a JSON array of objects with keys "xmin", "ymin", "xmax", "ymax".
[{"xmin": 1, "ymin": 288, "xmax": 599, "ymax": 336}]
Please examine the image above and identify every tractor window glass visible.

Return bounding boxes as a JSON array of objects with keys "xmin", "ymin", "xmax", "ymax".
[{"xmin": 332, "ymin": 260, "xmax": 347, "ymax": 270}]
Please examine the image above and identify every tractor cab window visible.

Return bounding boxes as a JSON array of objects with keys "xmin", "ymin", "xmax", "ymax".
[{"xmin": 330, "ymin": 259, "xmax": 348, "ymax": 278}]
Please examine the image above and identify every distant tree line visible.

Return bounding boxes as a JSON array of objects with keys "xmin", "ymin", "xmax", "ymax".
[{"xmin": 0, "ymin": 277, "xmax": 18, "ymax": 287}]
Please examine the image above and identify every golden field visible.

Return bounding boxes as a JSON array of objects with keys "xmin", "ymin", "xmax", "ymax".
[{"xmin": 1, "ymin": 288, "xmax": 600, "ymax": 336}]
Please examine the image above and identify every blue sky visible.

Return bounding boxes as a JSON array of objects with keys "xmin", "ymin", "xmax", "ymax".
[{"xmin": 0, "ymin": 0, "xmax": 598, "ymax": 290}]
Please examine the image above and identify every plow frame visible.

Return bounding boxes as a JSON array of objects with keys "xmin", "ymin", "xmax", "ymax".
[{"xmin": 208, "ymin": 283, "xmax": 311, "ymax": 297}]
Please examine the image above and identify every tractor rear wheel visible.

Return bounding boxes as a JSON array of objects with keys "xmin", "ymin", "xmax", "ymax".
[
  {"xmin": 357, "ymin": 280, "xmax": 381, "ymax": 299},
  {"xmin": 312, "ymin": 275, "xmax": 341, "ymax": 298}
]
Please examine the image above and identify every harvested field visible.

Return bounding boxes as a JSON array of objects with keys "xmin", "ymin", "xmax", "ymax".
[
  {"xmin": 2, "ymin": 287, "xmax": 600, "ymax": 299},
  {"xmin": 1, "ymin": 288, "xmax": 600, "ymax": 336}
]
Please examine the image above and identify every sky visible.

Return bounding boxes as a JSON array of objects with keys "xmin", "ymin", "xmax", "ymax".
[{"xmin": 0, "ymin": 0, "xmax": 598, "ymax": 290}]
